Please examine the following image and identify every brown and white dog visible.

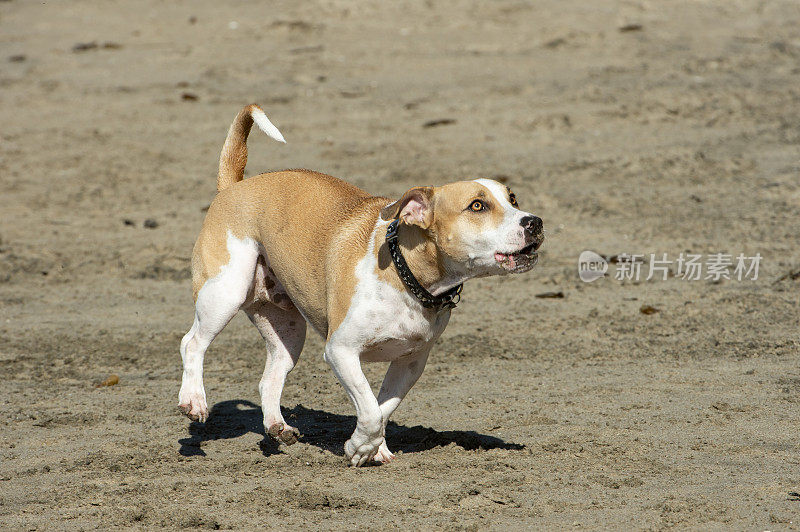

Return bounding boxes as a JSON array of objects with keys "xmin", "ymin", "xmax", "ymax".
[{"xmin": 179, "ymin": 104, "xmax": 544, "ymax": 466}]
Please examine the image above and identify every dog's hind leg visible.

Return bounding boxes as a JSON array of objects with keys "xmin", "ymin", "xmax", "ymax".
[
  {"xmin": 179, "ymin": 234, "xmax": 258, "ymax": 422},
  {"xmin": 244, "ymin": 300, "xmax": 306, "ymax": 445}
]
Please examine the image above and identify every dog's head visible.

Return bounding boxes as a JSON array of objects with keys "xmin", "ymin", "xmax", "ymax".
[{"xmin": 380, "ymin": 179, "xmax": 544, "ymax": 277}]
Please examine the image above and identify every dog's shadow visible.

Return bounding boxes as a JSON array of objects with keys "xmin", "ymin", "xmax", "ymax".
[{"xmin": 178, "ymin": 400, "xmax": 525, "ymax": 458}]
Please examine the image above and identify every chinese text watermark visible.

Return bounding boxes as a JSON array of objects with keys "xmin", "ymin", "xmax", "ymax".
[{"xmin": 578, "ymin": 251, "xmax": 761, "ymax": 283}]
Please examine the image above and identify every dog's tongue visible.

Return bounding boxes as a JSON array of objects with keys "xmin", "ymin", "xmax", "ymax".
[{"xmin": 495, "ymin": 252, "xmax": 516, "ymax": 269}]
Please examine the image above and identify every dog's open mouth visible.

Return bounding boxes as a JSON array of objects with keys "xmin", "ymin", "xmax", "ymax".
[{"xmin": 494, "ymin": 241, "xmax": 541, "ymax": 272}]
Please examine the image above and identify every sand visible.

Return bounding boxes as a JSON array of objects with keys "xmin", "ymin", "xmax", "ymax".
[{"xmin": 2, "ymin": 0, "xmax": 800, "ymax": 529}]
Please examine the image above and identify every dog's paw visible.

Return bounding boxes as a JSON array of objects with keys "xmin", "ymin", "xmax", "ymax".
[
  {"xmin": 267, "ymin": 422, "xmax": 300, "ymax": 445},
  {"xmin": 344, "ymin": 435, "xmax": 383, "ymax": 467},
  {"xmin": 372, "ymin": 440, "xmax": 396, "ymax": 464},
  {"xmin": 178, "ymin": 395, "xmax": 208, "ymax": 423}
]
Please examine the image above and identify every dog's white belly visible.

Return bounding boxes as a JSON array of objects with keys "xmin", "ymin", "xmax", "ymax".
[{"xmin": 245, "ymin": 248, "xmax": 295, "ymax": 311}]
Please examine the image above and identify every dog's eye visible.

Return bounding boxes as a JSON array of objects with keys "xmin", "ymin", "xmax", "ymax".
[
  {"xmin": 509, "ymin": 194, "xmax": 518, "ymax": 207},
  {"xmin": 469, "ymin": 200, "xmax": 486, "ymax": 212}
]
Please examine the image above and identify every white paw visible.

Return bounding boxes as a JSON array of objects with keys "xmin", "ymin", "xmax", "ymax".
[
  {"xmin": 373, "ymin": 440, "xmax": 396, "ymax": 464},
  {"xmin": 344, "ymin": 431, "xmax": 384, "ymax": 467},
  {"xmin": 178, "ymin": 389, "xmax": 208, "ymax": 423}
]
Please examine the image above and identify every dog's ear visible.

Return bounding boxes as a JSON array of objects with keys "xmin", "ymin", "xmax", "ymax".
[{"xmin": 380, "ymin": 186, "xmax": 434, "ymax": 228}]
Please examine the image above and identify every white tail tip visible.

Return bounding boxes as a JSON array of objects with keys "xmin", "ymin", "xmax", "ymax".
[{"xmin": 252, "ymin": 107, "xmax": 286, "ymax": 143}]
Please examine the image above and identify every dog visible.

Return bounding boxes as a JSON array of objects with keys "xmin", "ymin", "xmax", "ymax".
[{"xmin": 178, "ymin": 104, "xmax": 544, "ymax": 466}]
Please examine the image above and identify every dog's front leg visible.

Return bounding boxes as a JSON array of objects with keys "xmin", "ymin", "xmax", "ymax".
[
  {"xmin": 323, "ymin": 343, "xmax": 384, "ymax": 466},
  {"xmin": 373, "ymin": 349, "xmax": 431, "ymax": 463}
]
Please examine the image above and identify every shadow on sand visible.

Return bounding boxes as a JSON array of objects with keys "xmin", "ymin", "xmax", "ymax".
[{"xmin": 178, "ymin": 399, "xmax": 525, "ymax": 458}]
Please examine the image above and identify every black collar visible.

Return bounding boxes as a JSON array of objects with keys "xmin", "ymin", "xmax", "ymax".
[{"xmin": 385, "ymin": 219, "xmax": 462, "ymax": 311}]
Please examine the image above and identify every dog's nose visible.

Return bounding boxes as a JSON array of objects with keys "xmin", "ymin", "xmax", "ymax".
[{"xmin": 520, "ymin": 215, "xmax": 543, "ymax": 236}]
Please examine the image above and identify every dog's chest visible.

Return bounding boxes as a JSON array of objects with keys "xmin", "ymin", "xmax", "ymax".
[
  {"xmin": 350, "ymin": 283, "xmax": 449, "ymax": 361},
  {"xmin": 342, "ymin": 247, "xmax": 450, "ymax": 362}
]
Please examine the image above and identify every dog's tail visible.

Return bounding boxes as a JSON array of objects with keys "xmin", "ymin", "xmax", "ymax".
[{"xmin": 217, "ymin": 104, "xmax": 286, "ymax": 193}]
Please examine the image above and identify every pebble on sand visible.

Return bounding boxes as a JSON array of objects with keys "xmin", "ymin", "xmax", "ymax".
[{"xmin": 98, "ymin": 374, "xmax": 119, "ymax": 387}]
